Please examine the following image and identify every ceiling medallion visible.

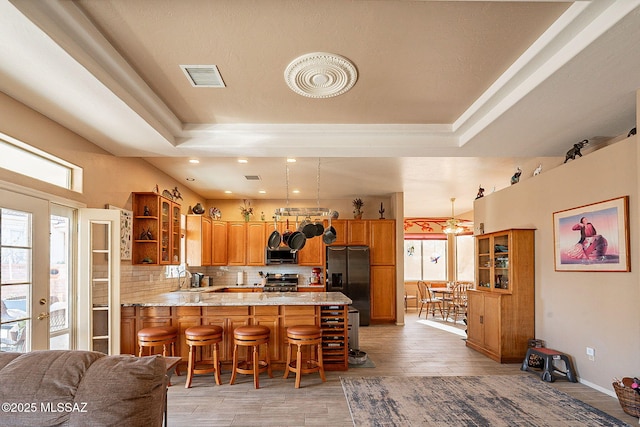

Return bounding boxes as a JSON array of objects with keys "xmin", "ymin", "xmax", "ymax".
[{"xmin": 284, "ymin": 52, "xmax": 358, "ymax": 98}]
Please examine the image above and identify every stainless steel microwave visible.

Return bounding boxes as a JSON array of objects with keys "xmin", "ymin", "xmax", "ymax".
[{"xmin": 265, "ymin": 247, "xmax": 298, "ymax": 264}]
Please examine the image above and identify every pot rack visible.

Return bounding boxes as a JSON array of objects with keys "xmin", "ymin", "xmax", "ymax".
[{"xmin": 274, "ymin": 159, "xmax": 333, "ymax": 221}]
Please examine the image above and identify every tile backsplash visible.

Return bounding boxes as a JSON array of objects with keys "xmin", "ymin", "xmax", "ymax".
[{"xmin": 120, "ymin": 262, "xmax": 322, "ymax": 301}]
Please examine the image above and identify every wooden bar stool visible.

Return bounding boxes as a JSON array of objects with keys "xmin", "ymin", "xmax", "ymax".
[
  {"xmin": 229, "ymin": 325, "xmax": 273, "ymax": 389},
  {"xmin": 137, "ymin": 326, "xmax": 180, "ymax": 378},
  {"xmin": 184, "ymin": 325, "xmax": 223, "ymax": 388},
  {"xmin": 283, "ymin": 325, "xmax": 326, "ymax": 388}
]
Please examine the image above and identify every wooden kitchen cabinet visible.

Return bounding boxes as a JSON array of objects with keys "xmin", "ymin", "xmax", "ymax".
[
  {"xmin": 131, "ymin": 192, "xmax": 181, "ymax": 265},
  {"xmin": 370, "ymin": 265, "xmax": 396, "ymax": 322},
  {"xmin": 211, "ymin": 220, "xmax": 228, "ymax": 265},
  {"xmin": 227, "ymin": 222, "xmax": 246, "ymax": 265},
  {"xmin": 466, "ymin": 228, "xmax": 535, "ymax": 363},
  {"xmin": 246, "ymin": 222, "xmax": 266, "ymax": 265},
  {"xmin": 325, "ymin": 220, "xmax": 347, "ymax": 246},
  {"xmin": 347, "ymin": 220, "xmax": 369, "ymax": 245},
  {"xmin": 185, "ymin": 214, "xmax": 212, "ymax": 266},
  {"xmin": 369, "ymin": 220, "xmax": 395, "ymax": 265},
  {"xmin": 298, "ymin": 231, "xmax": 323, "ymax": 266}
]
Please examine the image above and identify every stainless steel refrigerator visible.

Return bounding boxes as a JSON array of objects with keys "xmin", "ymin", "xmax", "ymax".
[{"xmin": 326, "ymin": 246, "xmax": 370, "ymax": 326}]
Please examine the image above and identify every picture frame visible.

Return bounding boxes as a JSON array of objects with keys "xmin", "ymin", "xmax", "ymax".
[
  {"xmin": 107, "ymin": 205, "xmax": 133, "ymax": 261},
  {"xmin": 553, "ymin": 196, "xmax": 629, "ymax": 272}
]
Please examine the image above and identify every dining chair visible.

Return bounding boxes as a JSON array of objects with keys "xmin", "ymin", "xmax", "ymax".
[
  {"xmin": 417, "ymin": 281, "xmax": 444, "ymax": 319},
  {"xmin": 446, "ymin": 282, "xmax": 473, "ymax": 323},
  {"xmin": 404, "ymin": 288, "xmax": 418, "ymax": 312}
]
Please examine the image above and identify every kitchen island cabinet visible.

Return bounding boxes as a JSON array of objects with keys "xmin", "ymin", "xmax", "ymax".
[{"xmin": 121, "ymin": 292, "xmax": 351, "ymax": 371}]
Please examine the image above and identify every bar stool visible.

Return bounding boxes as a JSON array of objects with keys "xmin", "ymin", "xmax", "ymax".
[
  {"xmin": 229, "ymin": 325, "xmax": 273, "ymax": 389},
  {"xmin": 137, "ymin": 326, "xmax": 178, "ymax": 357},
  {"xmin": 137, "ymin": 326, "xmax": 180, "ymax": 377},
  {"xmin": 283, "ymin": 325, "xmax": 326, "ymax": 388},
  {"xmin": 184, "ymin": 325, "xmax": 223, "ymax": 388}
]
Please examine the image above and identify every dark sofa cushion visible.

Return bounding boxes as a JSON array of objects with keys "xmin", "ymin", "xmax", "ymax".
[
  {"xmin": 69, "ymin": 354, "xmax": 167, "ymax": 427},
  {"xmin": 0, "ymin": 350, "xmax": 104, "ymax": 427}
]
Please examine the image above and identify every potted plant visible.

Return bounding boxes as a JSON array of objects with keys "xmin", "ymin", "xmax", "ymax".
[
  {"xmin": 352, "ymin": 198, "xmax": 364, "ymax": 219},
  {"xmin": 239, "ymin": 199, "xmax": 254, "ymax": 222}
]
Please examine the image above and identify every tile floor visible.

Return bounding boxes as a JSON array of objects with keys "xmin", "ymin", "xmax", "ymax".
[{"xmin": 166, "ymin": 310, "xmax": 636, "ymax": 426}]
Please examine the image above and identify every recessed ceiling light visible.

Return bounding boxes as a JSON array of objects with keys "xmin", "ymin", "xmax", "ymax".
[
  {"xmin": 287, "ymin": 158, "xmax": 296, "ymax": 163},
  {"xmin": 189, "ymin": 159, "xmax": 200, "ymax": 164},
  {"xmin": 186, "ymin": 177, "xmax": 195, "ymax": 181},
  {"xmin": 259, "ymin": 190, "xmax": 266, "ymax": 194},
  {"xmin": 224, "ymin": 190, "xmax": 232, "ymax": 194},
  {"xmin": 238, "ymin": 159, "xmax": 248, "ymax": 164},
  {"xmin": 292, "ymin": 189, "xmax": 300, "ymax": 194}
]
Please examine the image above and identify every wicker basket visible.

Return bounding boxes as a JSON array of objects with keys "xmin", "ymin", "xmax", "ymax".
[{"xmin": 613, "ymin": 378, "xmax": 640, "ymax": 418}]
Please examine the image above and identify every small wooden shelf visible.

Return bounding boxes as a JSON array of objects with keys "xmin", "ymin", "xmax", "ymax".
[{"xmin": 132, "ymin": 192, "xmax": 181, "ymax": 265}]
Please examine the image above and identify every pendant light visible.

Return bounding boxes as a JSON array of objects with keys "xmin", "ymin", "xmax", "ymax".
[{"xmin": 442, "ymin": 197, "xmax": 464, "ymax": 235}]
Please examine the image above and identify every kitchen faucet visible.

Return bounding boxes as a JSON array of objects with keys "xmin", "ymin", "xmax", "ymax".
[{"xmin": 176, "ymin": 268, "xmax": 192, "ymax": 290}]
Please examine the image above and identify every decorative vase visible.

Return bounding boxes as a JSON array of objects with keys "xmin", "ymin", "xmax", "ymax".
[
  {"xmin": 354, "ymin": 210, "xmax": 363, "ymax": 220},
  {"xmin": 244, "ymin": 213, "xmax": 250, "ymax": 222}
]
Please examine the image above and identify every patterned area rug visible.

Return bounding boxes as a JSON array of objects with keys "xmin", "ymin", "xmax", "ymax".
[{"xmin": 341, "ymin": 375, "xmax": 628, "ymax": 426}]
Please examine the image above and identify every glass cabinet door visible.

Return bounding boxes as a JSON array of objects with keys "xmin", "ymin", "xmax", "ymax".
[
  {"xmin": 160, "ymin": 200, "xmax": 170, "ymax": 264},
  {"xmin": 78, "ymin": 209, "xmax": 120, "ymax": 354},
  {"xmin": 171, "ymin": 203, "xmax": 181, "ymax": 264},
  {"xmin": 492, "ymin": 233, "xmax": 510, "ymax": 290},
  {"xmin": 476, "ymin": 236, "xmax": 491, "ymax": 288}
]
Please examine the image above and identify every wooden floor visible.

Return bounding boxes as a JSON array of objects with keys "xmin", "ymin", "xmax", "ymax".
[{"xmin": 166, "ymin": 310, "xmax": 635, "ymax": 426}]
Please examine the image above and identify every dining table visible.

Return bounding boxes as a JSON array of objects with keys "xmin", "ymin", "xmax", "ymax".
[{"xmin": 430, "ymin": 287, "xmax": 454, "ymax": 319}]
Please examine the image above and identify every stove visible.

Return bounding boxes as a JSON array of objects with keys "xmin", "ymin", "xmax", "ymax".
[{"xmin": 263, "ymin": 273, "xmax": 299, "ymax": 292}]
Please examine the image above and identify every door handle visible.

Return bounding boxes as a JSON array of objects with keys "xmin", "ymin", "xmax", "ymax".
[
  {"xmin": 37, "ymin": 312, "xmax": 50, "ymax": 320},
  {"xmin": 479, "ymin": 315, "xmax": 484, "ymax": 324}
]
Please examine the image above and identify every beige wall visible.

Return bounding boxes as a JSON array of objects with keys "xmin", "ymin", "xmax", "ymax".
[
  {"xmin": 474, "ymin": 135, "xmax": 640, "ymax": 394},
  {"xmin": 0, "ymin": 91, "xmax": 204, "ymax": 211},
  {"xmin": 202, "ymin": 197, "xmax": 395, "ymax": 222}
]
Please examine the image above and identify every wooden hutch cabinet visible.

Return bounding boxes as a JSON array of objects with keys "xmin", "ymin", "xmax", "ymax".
[
  {"xmin": 466, "ymin": 228, "xmax": 535, "ymax": 363},
  {"xmin": 131, "ymin": 192, "xmax": 181, "ymax": 265}
]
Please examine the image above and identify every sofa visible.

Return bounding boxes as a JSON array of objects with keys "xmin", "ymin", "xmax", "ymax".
[{"xmin": 0, "ymin": 350, "xmax": 168, "ymax": 427}]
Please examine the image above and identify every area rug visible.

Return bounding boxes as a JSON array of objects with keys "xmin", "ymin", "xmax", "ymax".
[{"xmin": 341, "ymin": 375, "xmax": 628, "ymax": 426}]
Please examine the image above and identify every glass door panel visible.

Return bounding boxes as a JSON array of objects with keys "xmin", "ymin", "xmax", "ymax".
[
  {"xmin": 78, "ymin": 209, "xmax": 120, "ymax": 354},
  {"xmin": 1, "ymin": 189, "xmax": 50, "ymax": 352},
  {"xmin": 49, "ymin": 205, "xmax": 75, "ymax": 350}
]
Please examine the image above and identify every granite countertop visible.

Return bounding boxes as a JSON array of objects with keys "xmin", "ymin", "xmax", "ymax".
[{"xmin": 122, "ymin": 291, "xmax": 352, "ymax": 307}]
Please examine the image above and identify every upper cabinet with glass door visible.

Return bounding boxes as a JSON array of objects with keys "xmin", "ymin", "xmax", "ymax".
[
  {"xmin": 132, "ymin": 192, "xmax": 181, "ymax": 265},
  {"xmin": 475, "ymin": 229, "xmax": 534, "ymax": 293}
]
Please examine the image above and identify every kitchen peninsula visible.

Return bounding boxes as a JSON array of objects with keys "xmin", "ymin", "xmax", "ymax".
[{"xmin": 121, "ymin": 291, "xmax": 352, "ymax": 371}]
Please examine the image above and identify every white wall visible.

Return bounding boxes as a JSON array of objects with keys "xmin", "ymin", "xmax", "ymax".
[{"xmin": 474, "ymin": 135, "xmax": 640, "ymax": 394}]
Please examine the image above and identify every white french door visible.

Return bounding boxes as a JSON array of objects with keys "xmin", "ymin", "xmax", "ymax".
[{"xmin": 0, "ymin": 189, "xmax": 50, "ymax": 351}]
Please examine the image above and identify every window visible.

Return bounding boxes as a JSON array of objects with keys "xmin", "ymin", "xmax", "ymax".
[
  {"xmin": 455, "ymin": 234, "xmax": 474, "ymax": 281},
  {"xmin": 404, "ymin": 239, "xmax": 447, "ymax": 281},
  {"xmin": 0, "ymin": 133, "xmax": 82, "ymax": 192}
]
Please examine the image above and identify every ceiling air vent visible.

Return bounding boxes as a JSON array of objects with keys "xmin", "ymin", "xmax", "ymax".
[
  {"xmin": 180, "ymin": 65, "xmax": 225, "ymax": 88},
  {"xmin": 244, "ymin": 175, "xmax": 261, "ymax": 181}
]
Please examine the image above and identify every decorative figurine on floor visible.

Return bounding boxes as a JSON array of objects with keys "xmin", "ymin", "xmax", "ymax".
[
  {"xmin": 475, "ymin": 185, "xmax": 484, "ymax": 199},
  {"xmin": 511, "ymin": 167, "xmax": 522, "ymax": 185},
  {"xmin": 564, "ymin": 139, "xmax": 589, "ymax": 163},
  {"xmin": 533, "ymin": 164, "xmax": 542, "ymax": 176},
  {"xmin": 378, "ymin": 203, "xmax": 385, "ymax": 219}
]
